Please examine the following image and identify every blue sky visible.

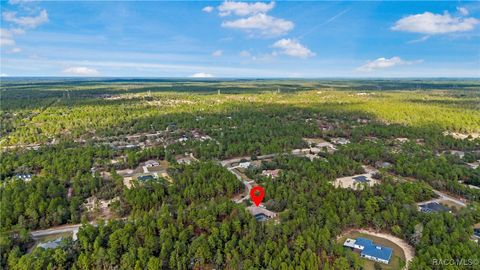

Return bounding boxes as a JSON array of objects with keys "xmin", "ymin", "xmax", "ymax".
[{"xmin": 1, "ymin": 1, "xmax": 479, "ymax": 77}]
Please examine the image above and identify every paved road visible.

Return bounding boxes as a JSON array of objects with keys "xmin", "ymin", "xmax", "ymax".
[
  {"xmin": 433, "ymin": 189, "xmax": 467, "ymax": 207},
  {"xmin": 222, "ymin": 149, "xmax": 321, "ymax": 205},
  {"xmin": 31, "ymin": 224, "xmax": 82, "ymax": 240}
]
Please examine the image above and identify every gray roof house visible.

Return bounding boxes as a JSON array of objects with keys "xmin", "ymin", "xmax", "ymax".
[{"xmin": 418, "ymin": 202, "xmax": 451, "ymax": 213}]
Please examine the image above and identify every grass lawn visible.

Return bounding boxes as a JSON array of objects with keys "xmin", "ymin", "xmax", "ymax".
[{"xmin": 339, "ymin": 231, "xmax": 407, "ymax": 270}]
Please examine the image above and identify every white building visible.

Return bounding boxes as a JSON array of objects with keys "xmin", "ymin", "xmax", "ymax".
[
  {"xmin": 239, "ymin": 162, "xmax": 251, "ymax": 169},
  {"xmin": 144, "ymin": 160, "xmax": 160, "ymax": 167},
  {"xmin": 332, "ymin": 137, "xmax": 350, "ymax": 145}
]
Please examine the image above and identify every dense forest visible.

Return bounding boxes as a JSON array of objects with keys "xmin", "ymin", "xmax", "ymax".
[
  {"xmin": 1, "ymin": 79, "xmax": 479, "ymax": 269},
  {"xmin": 3, "ymin": 159, "xmax": 480, "ymax": 269}
]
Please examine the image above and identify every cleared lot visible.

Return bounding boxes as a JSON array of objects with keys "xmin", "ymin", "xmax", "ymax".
[{"xmin": 333, "ymin": 166, "xmax": 380, "ymax": 190}]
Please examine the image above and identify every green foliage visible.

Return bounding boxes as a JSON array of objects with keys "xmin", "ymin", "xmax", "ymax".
[{"xmin": 1, "ymin": 79, "xmax": 480, "ymax": 269}]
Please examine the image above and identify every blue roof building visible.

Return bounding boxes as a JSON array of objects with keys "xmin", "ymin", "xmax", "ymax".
[
  {"xmin": 353, "ymin": 175, "xmax": 370, "ymax": 183},
  {"xmin": 361, "ymin": 243, "xmax": 393, "ymax": 264},
  {"xmin": 137, "ymin": 175, "xmax": 155, "ymax": 182},
  {"xmin": 343, "ymin": 237, "xmax": 393, "ymax": 264},
  {"xmin": 355, "ymin": 237, "xmax": 373, "ymax": 247}
]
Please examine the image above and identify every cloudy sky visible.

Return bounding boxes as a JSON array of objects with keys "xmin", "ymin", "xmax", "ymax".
[{"xmin": 1, "ymin": 0, "xmax": 479, "ymax": 77}]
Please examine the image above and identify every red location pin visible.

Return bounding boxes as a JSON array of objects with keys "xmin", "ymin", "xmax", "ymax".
[{"xmin": 250, "ymin": 186, "xmax": 265, "ymax": 207}]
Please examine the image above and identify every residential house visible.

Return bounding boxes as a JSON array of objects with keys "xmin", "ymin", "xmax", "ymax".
[
  {"xmin": 38, "ymin": 238, "xmax": 62, "ymax": 249},
  {"xmin": 467, "ymin": 161, "xmax": 479, "ymax": 170},
  {"xmin": 418, "ymin": 202, "xmax": 451, "ymax": 213},
  {"xmin": 176, "ymin": 153, "xmax": 195, "ymax": 165},
  {"xmin": 305, "ymin": 153, "xmax": 319, "ymax": 161},
  {"xmin": 239, "ymin": 162, "xmax": 251, "ymax": 169},
  {"xmin": 316, "ymin": 142, "xmax": 337, "ymax": 152},
  {"xmin": 343, "ymin": 237, "xmax": 393, "ymax": 265},
  {"xmin": 246, "ymin": 205, "xmax": 277, "ymax": 222},
  {"xmin": 332, "ymin": 137, "xmax": 350, "ymax": 145},
  {"xmin": 395, "ymin": 137, "xmax": 409, "ymax": 143},
  {"xmin": 144, "ymin": 160, "xmax": 160, "ymax": 167},
  {"xmin": 375, "ymin": 161, "xmax": 392, "ymax": 169},
  {"xmin": 262, "ymin": 169, "xmax": 280, "ymax": 179},
  {"xmin": 353, "ymin": 175, "xmax": 370, "ymax": 183},
  {"xmin": 474, "ymin": 228, "xmax": 480, "ymax": 238},
  {"xmin": 137, "ymin": 175, "xmax": 155, "ymax": 182},
  {"xmin": 448, "ymin": 150, "xmax": 465, "ymax": 159}
]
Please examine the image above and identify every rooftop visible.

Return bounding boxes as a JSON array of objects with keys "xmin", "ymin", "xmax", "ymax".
[
  {"xmin": 419, "ymin": 202, "xmax": 450, "ymax": 213},
  {"xmin": 355, "ymin": 237, "xmax": 373, "ymax": 247},
  {"xmin": 353, "ymin": 175, "xmax": 370, "ymax": 183},
  {"xmin": 144, "ymin": 160, "xmax": 159, "ymax": 166},
  {"xmin": 37, "ymin": 238, "xmax": 62, "ymax": 249},
  {"xmin": 246, "ymin": 205, "xmax": 277, "ymax": 220},
  {"xmin": 137, "ymin": 175, "xmax": 155, "ymax": 182},
  {"xmin": 362, "ymin": 243, "xmax": 393, "ymax": 262},
  {"xmin": 343, "ymin": 237, "xmax": 393, "ymax": 263}
]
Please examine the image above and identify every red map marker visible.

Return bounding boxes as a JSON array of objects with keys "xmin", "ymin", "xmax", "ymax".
[{"xmin": 250, "ymin": 186, "xmax": 265, "ymax": 206}]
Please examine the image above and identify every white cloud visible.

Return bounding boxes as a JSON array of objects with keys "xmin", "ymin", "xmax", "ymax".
[
  {"xmin": 392, "ymin": 11, "xmax": 479, "ymax": 35},
  {"xmin": 190, "ymin": 72, "xmax": 214, "ymax": 78},
  {"xmin": 0, "ymin": 37, "xmax": 15, "ymax": 46},
  {"xmin": 0, "ymin": 73, "xmax": 8, "ymax": 77},
  {"xmin": 222, "ymin": 13, "xmax": 294, "ymax": 37},
  {"xmin": 218, "ymin": 1, "xmax": 275, "ymax": 17},
  {"xmin": 357, "ymin": 57, "xmax": 421, "ymax": 72},
  {"xmin": 457, "ymin": 7, "xmax": 469, "ymax": 16},
  {"xmin": 3, "ymin": 9, "xmax": 49, "ymax": 28},
  {"xmin": 10, "ymin": 28, "xmax": 25, "ymax": 35},
  {"xmin": 272, "ymin": 39, "xmax": 315, "ymax": 58},
  {"xmin": 212, "ymin": 50, "xmax": 223, "ymax": 57},
  {"xmin": 202, "ymin": 6, "xmax": 214, "ymax": 13},
  {"xmin": 9, "ymin": 47, "xmax": 22, "ymax": 53},
  {"xmin": 239, "ymin": 50, "xmax": 251, "ymax": 57},
  {"xmin": 63, "ymin": 67, "xmax": 100, "ymax": 76},
  {"xmin": 0, "ymin": 28, "xmax": 16, "ymax": 46}
]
